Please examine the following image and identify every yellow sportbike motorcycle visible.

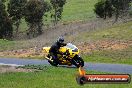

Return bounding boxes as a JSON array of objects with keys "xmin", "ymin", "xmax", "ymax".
[{"xmin": 42, "ymin": 43, "xmax": 84, "ymax": 68}]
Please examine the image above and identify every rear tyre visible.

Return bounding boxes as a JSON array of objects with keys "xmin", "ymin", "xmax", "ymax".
[
  {"xmin": 48, "ymin": 60, "xmax": 58, "ymax": 67},
  {"xmin": 47, "ymin": 55, "xmax": 58, "ymax": 67}
]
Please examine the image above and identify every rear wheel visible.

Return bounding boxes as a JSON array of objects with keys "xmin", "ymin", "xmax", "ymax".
[
  {"xmin": 48, "ymin": 60, "xmax": 58, "ymax": 67},
  {"xmin": 47, "ymin": 55, "xmax": 58, "ymax": 67}
]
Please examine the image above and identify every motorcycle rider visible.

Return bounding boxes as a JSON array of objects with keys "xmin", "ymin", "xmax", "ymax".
[{"xmin": 49, "ymin": 37, "xmax": 67, "ymax": 63}]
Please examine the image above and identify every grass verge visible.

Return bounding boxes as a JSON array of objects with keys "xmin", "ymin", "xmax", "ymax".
[
  {"xmin": 62, "ymin": 0, "xmax": 97, "ymax": 21},
  {"xmin": 75, "ymin": 21, "xmax": 132, "ymax": 65},
  {"xmin": 82, "ymin": 46, "xmax": 132, "ymax": 65},
  {"xmin": 0, "ymin": 66, "xmax": 131, "ymax": 88},
  {"xmin": 0, "ymin": 39, "xmax": 33, "ymax": 51},
  {"xmin": 75, "ymin": 21, "xmax": 132, "ymax": 42},
  {"xmin": 0, "ymin": 39, "xmax": 16, "ymax": 51}
]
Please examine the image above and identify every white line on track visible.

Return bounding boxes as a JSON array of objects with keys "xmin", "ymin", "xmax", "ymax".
[{"xmin": 0, "ymin": 63, "xmax": 24, "ymax": 67}]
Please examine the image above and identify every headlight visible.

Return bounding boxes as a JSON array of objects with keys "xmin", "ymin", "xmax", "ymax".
[{"xmin": 72, "ymin": 48, "xmax": 78, "ymax": 52}]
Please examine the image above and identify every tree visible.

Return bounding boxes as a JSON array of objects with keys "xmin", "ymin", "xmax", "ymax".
[
  {"xmin": 24, "ymin": 0, "xmax": 51, "ymax": 38},
  {"xmin": 111, "ymin": 0, "xmax": 131, "ymax": 21},
  {"xmin": 94, "ymin": 0, "xmax": 113, "ymax": 19},
  {"xmin": 7, "ymin": 0, "xmax": 27, "ymax": 36},
  {"xmin": 94, "ymin": 0, "xmax": 131, "ymax": 22},
  {"xmin": 50, "ymin": 0, "xmax": 66, "ymax": 24},
  {"xmin": 129, "ymin": 3, "xmax": 132, "ymax": 16},
  {"xmin": 0, "ymin": 0, "xmax": 13, "ymax": 39}
]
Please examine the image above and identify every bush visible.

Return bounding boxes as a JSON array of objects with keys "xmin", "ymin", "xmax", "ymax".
[
  {"xmin": 50, "ymin": 0, "xmax": 66, "ymax": 24},
  {"xmin": 94, "ymin": 0, "xmax": 106, "ymax": 18},
  {"xmin": 94, "ymin": 0, "xmax": 131, "ymax": 21},
  {"xmin": 94, "ymin": 0, "xmax": 113, "ymax": 19},
  {"xmin": 24, "ymin": 0, "xmax": 51, "ymax": 38},
  {"xmin": 7, "ymin": 0, "xmax": 27, "ymax": 35},
  {"xmin": 0, "ymin": 1, "xmax": 13, "ymax": 39}
]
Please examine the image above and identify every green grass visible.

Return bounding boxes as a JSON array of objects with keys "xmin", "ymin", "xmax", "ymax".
[
  {"xmin": 82, "ymin": 46, "xmax": 132, "ymax": 65},
  {"xmin": 0, "ymin": 39, "xmax": 16, "ymax": 51},
  {"xmin": 0, "ymin": 39, "xmax": 31, "ymax": 51},
  {"xmin": 0, "ymin": 66, "xmax": 131, "ymax": 88},
  {"xmin": 75, "ymin": 21, "xmax": 132, "ymax": 42},
  {"xmin": 44, "ymin": 0, "xmax": 98, "ymax": 22},
  {"xmin": 19, "ymin": 19, "xmax": 28, "ymax": 32},
  {"xmin": 62, "ymin": 0, "xmax": 98, "ymax": 21},
  {"xmin": 73, "ymin": 21, "xmax": 132, "ymax": 65}
]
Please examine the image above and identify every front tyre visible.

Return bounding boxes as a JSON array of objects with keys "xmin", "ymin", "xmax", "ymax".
[
  {"xmin": 78, "ymin": 56, "xmax": 84, "ymax": 67},
  {"xmin": 72, "ymin": 55, "xmax": 84, "ymax": 68}
]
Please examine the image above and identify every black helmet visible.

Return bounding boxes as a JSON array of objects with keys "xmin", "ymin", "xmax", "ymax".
[{"xmin": 57, "ymin": 37, "xmax": 64, "ymax": 44}]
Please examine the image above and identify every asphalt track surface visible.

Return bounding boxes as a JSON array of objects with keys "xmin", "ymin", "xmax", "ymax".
[{"xmin": 0, "ymin": 58, "xmax": 132, "ymax": 74}]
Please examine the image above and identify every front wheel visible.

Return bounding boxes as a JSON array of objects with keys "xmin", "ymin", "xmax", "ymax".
[{"xmin": 72, "ymin": 55, "xmax": 84, "ymax": 68}]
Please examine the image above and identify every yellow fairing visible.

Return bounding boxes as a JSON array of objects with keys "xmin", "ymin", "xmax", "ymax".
[
  {"xmin": 42, "ymin": 47, "xmax": 50, "ymax": 53},
  {"xmin": 42, "ymin": 43, "xmax": 80, "ymax": 64},
  {"xmin": 59, "ymin": 47, "xmax": 79, "ymax": 58},
  {"xmin": 42, "ymin": 43, "xmax": 84, "ymax": 67},
  {"xmin": 43, "ymin": 46, "xmax": 79, "ymax": 56}
]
